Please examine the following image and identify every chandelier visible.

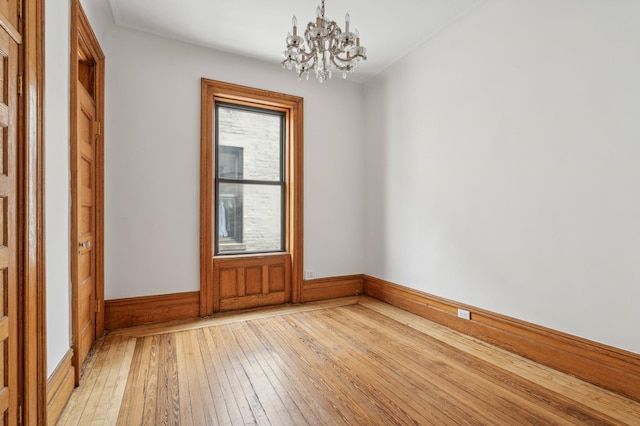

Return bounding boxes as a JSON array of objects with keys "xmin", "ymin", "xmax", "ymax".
[{"xmin": 282, "ymin": 0, "xmax": 367, "ymax": 83}]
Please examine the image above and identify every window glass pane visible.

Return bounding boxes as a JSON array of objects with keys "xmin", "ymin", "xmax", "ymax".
[
  {"xmin": 217, "ymin": 106, "xmax": 283, "ymax": 181},
  {"xmin": 218, "ymin": 183, "xmax": 283, "ymax": 254},
  {"xmin": 219, "ymin": 146, "xmax": 243, "ymax": 179}
]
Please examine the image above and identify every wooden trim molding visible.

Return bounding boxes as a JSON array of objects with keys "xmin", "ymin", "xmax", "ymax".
[
  {"xmin": 199, "ymin": 79, "xmax": 304, "ymax": 315},
  {"xmin": 46, "ymin": 349, "xmax": 75, "ymax": 425},
  {"xmin": 104, "ymin": 291, "xmax": 201, "ymax": 330},
  {"xmin": 364, "ymin": 275, "xmax": 640, "ymax": 403},
  {"xmin": 302, "ymin": 274, "xmax": 364, "ymax": 303},
  {"xmin": 22, "ymin": 0, "xmax": 47, "ymax": 422},
  {"xmin": 105, "ymin": 273, "xmax": 363, "ymax": 330}
]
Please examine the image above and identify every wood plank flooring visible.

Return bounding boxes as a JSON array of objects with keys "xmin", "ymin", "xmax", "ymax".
[{"xmin": 57, "ymin": 297, "xmax": 640, "ymax": 425}]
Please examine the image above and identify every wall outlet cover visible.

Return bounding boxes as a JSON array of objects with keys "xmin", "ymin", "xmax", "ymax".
[{"xmin": 457, "ymin": 308, "xmax": 471, "ymax": 320}]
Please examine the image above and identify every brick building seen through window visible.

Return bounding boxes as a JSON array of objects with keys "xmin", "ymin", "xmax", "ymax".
[{"xmin": 215, "ymin": 104, "xmax": 286, "ymax": 254}]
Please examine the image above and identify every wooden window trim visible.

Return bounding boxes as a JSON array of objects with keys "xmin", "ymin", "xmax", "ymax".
[{"xmin": 200, "ymin": 79, "xmax": 304, "ymax": 315}]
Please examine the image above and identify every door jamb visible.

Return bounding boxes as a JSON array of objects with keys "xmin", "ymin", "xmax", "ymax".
[{"xmin": 70, "ymin": 0, "xmax": 105, "ymax": 384}]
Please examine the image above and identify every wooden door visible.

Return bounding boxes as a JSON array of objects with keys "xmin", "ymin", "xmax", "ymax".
[
  {"xmin": 0, "ymin": 4, "xmax": 20, "ymax": 424},
  {"xmin": 71, "ymin": 1, "xmax": 105, "ymax": 383},
  {"xmin": 74, "ymin": 83, "xmax": 97, "ymax": 376}
]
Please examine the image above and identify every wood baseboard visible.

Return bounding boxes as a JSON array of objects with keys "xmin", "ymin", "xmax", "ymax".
[
  {"xmin": 363, "ymin": 275, "xmax": 640, "ymax": 403},
  {"xmin": 105, "ymin": 291, "xmax": 200, "ymax": 330},
  {"xmin": 104, "ymin": 274, "xmax": 362, "ymax": 331},
  {"xmin": 302, "ymin": 274, "xmax": 364, "ymax": 302},
  {"xmin": 47, "ymin": 349, "xmax": 75, "ymax": 425}
]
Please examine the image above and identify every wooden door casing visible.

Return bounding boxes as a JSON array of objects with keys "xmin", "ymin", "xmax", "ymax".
[
  {"xmin": 214, "ymin": 254, "xmax": 291, "ymax": 312},
  {"xmin": 0, "ymin": 7, "xmax": 20, "ymax": 424}
]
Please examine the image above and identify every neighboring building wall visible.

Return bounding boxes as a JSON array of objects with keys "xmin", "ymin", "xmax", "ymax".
[{"xmin": 218, "ymin": 107, "xmax": 283, "ymax": 252}]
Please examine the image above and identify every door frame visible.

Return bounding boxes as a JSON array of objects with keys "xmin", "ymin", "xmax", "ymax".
[
  {"xmin": 20, "ymin": 0, "xmax": 46, "ymax": 422},
  {"xmin": 70, "ymin": 0, "xmax": 105, "ymax": 383}
]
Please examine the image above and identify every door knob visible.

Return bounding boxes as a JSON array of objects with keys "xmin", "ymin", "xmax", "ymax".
[{"xmin": 80, "ymin": 240, "xmax": 91, "ymax": 249}]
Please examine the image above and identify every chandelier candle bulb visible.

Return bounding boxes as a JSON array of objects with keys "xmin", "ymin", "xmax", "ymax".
[
  {"xmin": 292, "ymin": 15, "xmax": 297, "ymax": 36},
  {"xmin": 345, "ymin": 13, "xmax": 350, "ymax": 33}
]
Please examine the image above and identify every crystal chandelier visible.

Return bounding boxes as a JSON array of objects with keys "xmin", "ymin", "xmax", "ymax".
[{"xmin": 282, "ymin": 0, "xmax": 367, "ymax": 83}]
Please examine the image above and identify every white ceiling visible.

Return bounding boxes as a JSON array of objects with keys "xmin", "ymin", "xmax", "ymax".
[{"xmin": 106, "ymin": 0, "xmax": 484, "ymax": 82}]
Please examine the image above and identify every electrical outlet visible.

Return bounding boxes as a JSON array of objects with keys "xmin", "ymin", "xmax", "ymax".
[
  {"xmin": 304, "ymin": 270, "xmax": 314, "ymax": 280},
  {"xmin": 457, "ymin": 308, "xmax": 471, "ymax": 320}
]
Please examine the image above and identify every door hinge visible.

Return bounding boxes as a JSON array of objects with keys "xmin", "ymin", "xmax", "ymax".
[
  {"xmin": 96, "ymin": 300, "xmax": 101, "ymax": 313},
  {"xmin": 18, "ymin": 0, "xmax": 22, "ymax": 18},
  {"xmin": 18, "ymin": 404, "xmax": 22, "ymax": 425},
  {"xmin": 17, "ymin": 74, "xmax": 23, "ymax": 97},
  {"xmin": 94, "ymin": 121, "xmax": 101, "ymax": 136}
]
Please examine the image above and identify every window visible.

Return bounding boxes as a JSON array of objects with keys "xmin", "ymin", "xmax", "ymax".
[
  {"xmin": 200, "ymin": 79, "xmax": 304, "ymax": 315},
  {"xmin": 218, "ymin": 145, "xmax": 243, "ymax": 246},
  {"xmin": 215, "ymin": 104, "xmax": 285, "ymax": 254}
]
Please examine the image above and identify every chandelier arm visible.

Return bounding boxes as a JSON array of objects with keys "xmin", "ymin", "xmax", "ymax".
[
  {"xmin": 328, "ymin": 42, "xmax": 346, "ymax": 57},
  {"xmin": 329, "ymin": 44, "xmax": 363, "ymax": 68},
  {"xmin": 299, "ymin": 46, "xmax": 319, "ymax": 65},
  {"xmin": 298, "ymin": 55, "xmax": 319, "ymax": 78},
  {"xmin": 329, "ymin": 55, "xmax": 355, "ymax": 72},
  {"xmin": 333, "ymin": 52, "xmax": 367, "ymax": 63}
]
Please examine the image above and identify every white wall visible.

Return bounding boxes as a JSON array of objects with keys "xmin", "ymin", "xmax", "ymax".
[
  {"xmin": 45, "ymin": 0, "xmax": 71, "ymax": 376},
  {"xmin": 364, "ymin": 0, "xmax": 640, "ymax": 354},
  {"xmin": 102, "ymin": 27, "xmax": 366, "ymax": 299},
  {"xmin": 79, "ymin": 0, "xmax": 113, "ymax": 42}
]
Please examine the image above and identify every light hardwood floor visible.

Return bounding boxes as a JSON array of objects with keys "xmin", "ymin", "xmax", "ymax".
[{"xmin": 57, "ymin": 297, "xmax": 640, "ymax": 425}]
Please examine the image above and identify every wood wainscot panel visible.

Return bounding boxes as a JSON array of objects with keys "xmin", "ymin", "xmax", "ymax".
[
  {"xmin": 214, "ymin": 253, "xmax": 292, "ymax": 312},
  {"xmin": 302, "ymin": 274, "xmax": 364, "ymax": 302},
  {"xmin": 47, "ymin": 349, "xmax": 75, "ymax": 425},
  {"xmin": 104, "ymin": 291, "xmax": 200, "ymax": 330},
  {"xmin": 363, "ymin": 275, "xmax": 640, "ymax": 403}
]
